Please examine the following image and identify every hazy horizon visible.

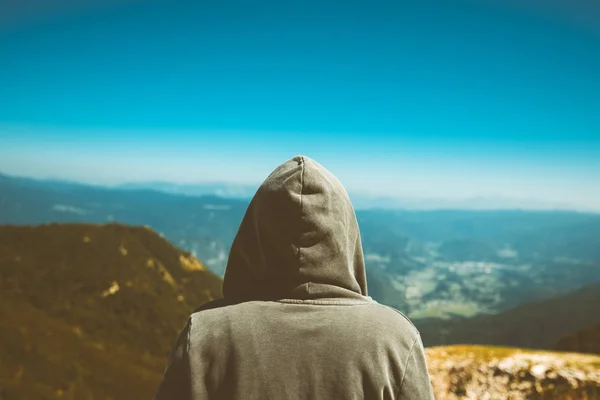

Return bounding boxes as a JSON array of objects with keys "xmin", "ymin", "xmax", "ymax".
[
  {"xmin": 1, "ymin": 0, "xmax": 599, "ymax": 211},
  {"xmin": 1, "ymin": 165, "xmax": 597, "ymax": 214}
]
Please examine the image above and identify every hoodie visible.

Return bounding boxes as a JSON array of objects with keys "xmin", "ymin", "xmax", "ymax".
[{"xmin": 154, "ymin": 155, "xmax": 435, "ymax": 400}]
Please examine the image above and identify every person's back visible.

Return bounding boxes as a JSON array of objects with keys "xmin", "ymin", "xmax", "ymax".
[{"xmin": 154, "ymin": 155, "xmax": 435, "ymax": 400}]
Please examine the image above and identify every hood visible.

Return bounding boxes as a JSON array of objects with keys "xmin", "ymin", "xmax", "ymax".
[{"xmin": 222, "ymin": 155, "xmax": 369, "ymax": 302}]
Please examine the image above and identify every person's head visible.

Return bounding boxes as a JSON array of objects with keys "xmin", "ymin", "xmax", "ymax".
[{"xmin": 223, "ymin": 155, "xmax": 368, "ymax": 302}]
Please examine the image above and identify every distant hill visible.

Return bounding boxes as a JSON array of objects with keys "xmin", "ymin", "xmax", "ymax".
[
  {"xmin": 115, "ymin": 181, "xmax": 259, "ymax": 199},
  {"xmin": 0, "ymin": 172, "xmax": 247, "ymax": 275},
  {"xmin": 0, "ymin": 223, "xmax": 223, "ymax": 399},
  {"xmin": 4, "ymin": 173, "xmax": 586, "ymax": 212},
  {"xmin": 555, "ymin": 324, "xmax": 600, "ymax": 355},
  {"xmin": 2, "ymin": 172, "xmax": 600, "ymax": 321},
  {"xmin": 417, "ymin": 281, "xmax": 600, "ymax": 351},
  {"xmin": 1, "ymin": 222, "xmax": 598, "ymax": 399},
  {"xmin": 112, "ymin": 179, "xmax": 584, "ymax": 212},
  {"xmin": 436, "ymin": 238, "xmax": 498, "ymax": 262}
]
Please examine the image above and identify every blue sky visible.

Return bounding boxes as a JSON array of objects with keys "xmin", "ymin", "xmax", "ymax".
[{"xmin": 1, "ymin": 0, "xmax": 599, "ymax": 210}]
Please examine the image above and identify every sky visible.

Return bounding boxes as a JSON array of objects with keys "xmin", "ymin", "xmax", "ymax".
[{"xmin": 0, "ymin": 0, "xmax": 599, "ymax": 210}]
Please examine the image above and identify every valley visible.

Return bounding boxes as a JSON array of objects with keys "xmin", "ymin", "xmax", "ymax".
[
  {"xmin": 2, "ymin": 222, "xmax": 598, "ymax": 399},
  {"xmin": 2, "ymin": 173, "xmax": 600, "ymax": 325},
  {"xmin": 366, "ymin": 246, "xmax": 599, "ymax": 320}
]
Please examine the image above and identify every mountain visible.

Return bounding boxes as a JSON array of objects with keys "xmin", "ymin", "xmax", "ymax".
[
  {"xmin": 417, "ymin": 282, "xmax": 600, "ymax": 351},
  {"xmin": 1, "ymin": 222, "xmax": 598, "ymax": 399},
  {"xmin": 2, "ymin": 172, "xmax": 600, "ymax": 322},
  {"xmin": 555, "ymin": 324, "xmax": 600, "ymax": 355},
  {"xmin": 357, "ymin": 209, "xmax": 600, "ymax": 319},
  {"xmin": 436, "ymin": 238, "xmax": 498, "ymax": 262},
  {"xmin": 350, "ymin": 193, "xmax": 583, "ymax": 212},
  {"xmin": 0, "ymin": 223, "xmax": 222, "ymax": 399},
  {"xmin": 115, "ymin": 181, "xmax": 259, "ymax": 199},
  {"xmin": 113, "ymin": 179, "xmax": 583, "ymax": 211},
  {"xmin": 0, "ymin": 172, "xmax": 248, "ymax": 276},
  {"xmin": 426, "ymin": 345, "xmax": 600, "ymax": 399}
]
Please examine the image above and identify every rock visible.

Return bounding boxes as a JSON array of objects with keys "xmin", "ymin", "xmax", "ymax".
[{"xmin": 426, "ymin": 345, "xmax": 600, "ymax": 399}]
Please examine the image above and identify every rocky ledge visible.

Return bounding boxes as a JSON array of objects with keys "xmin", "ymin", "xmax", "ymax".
[{"xmin": 426, "ymin": 345, "xmax": 600, "ymax": 399}]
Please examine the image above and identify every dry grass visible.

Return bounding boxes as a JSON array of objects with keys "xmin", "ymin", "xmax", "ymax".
[{"xmin": 0, "ymin": 223, "xmax": 223, "ymax": 400}]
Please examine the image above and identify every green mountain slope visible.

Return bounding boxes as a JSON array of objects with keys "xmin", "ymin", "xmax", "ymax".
[
  {"xmin": 417, "ymin": 281, "xmax": 600, "ymax": 351},
  {"xmin": 0, "ymin": 223, "xmax": 223, "ymax": 399},
  {"xmin": 555, "ymin": 324, "xmax": 600, "ymax": 355},
  {"xmin": 3, "ymin": 173, "xmax": 600, "ymax": 321},
  {"xmin": 0, "ymin": 173, "xmax": 247, "ymax": 276},
  {"xmin": 1, "ymin": 222, "xmax": 597, "ymax": 399}
]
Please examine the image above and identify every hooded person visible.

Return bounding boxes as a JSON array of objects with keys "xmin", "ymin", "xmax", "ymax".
[{"xmin": 154, "ymin": 155, "xmax": 435, "ymax": 400}]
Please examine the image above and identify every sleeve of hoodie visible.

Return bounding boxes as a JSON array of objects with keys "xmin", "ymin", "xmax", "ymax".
[
  {"xmin": 396, "ymin": 334, "xmax": 436, "ymax": 400},
  {"xmin": 153, "ymin": 318, "xmax": 194, "ymax": 400}
]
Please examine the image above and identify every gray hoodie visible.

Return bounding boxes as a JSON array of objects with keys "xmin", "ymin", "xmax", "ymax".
[{"xmin": 154, "ymin": 155, "xmax": 435, "ymax": 400}]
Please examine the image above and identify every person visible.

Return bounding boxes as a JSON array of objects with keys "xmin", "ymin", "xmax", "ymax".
[{"xmin": 154, "ymin": 155, "xmax": 435, "ymax": 400}]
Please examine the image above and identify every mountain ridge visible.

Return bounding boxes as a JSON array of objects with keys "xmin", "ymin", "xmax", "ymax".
[
  {"xmin": 1, "ymin": 222, "xmax": 598, "ymax": 399},
  {"xmin": 555, "ymin": 324, "xmax": 600, "ymax": 355},
  {"xmin": 417, "ymin": 281, "xmax": 600, "ymax": 352},
  {"xmin": 1, "ymin": 171, "xmax": 591, "ymax": 212},
  {"xmin": 0, "ymin": 223, "xmax": 223, "ymax": 399},
  {"xmin": 2, "ymin": 172, "xmax": 600, "ymax": 322}
]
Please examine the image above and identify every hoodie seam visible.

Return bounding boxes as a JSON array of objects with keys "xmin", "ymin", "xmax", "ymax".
[
  {"xmin": 395, "ymin": 334, "xmax": 420, "ymax": 398},
  {"xmin": 298, "ymin": 156, "xmax": 307, "ymax": 294},
  {"xmin": 277, "ymin": 299, "xmax": 373, "ymax": 305}
]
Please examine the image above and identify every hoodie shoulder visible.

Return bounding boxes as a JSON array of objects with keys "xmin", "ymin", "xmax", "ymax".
[
  {"xmin": 192, "ymin": 298, "xmax": 237, "ymax": 314},
  {"xmin": 381, "ymin": 304, "xmax": 419, "ymax": 331},
  {"xmin": 364, "ymin": 303, "xmax": 421, "ymax": 339}
]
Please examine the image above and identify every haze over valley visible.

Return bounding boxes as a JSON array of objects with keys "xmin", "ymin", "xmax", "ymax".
[
  {"xmin": 3, "ymin": 173, "xmax": 599, "ymax": 334},
  {"xmin": 2, "ymin": 173, "xmax": 600, "ymax": 398}
]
